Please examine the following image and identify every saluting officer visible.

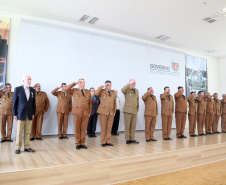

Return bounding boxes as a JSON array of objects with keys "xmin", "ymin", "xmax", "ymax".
[
  {"xmin": 95, "ymin": 80, "xmax": 116, "ymax": 147},
  {"xmin": 205, "ymin": 92, "xmax": 215, "ymax": 134},
  {"xmin": 51, "ymin": 83, "xmax": 72, "ymax": 139},
  {"xmin": 142, "ymin": 87, "xmax": 158, "ymax": 142},
  {"xmin": 196, "ymin": 91, "xmax": 206, "ymax": 136},
  {"xmin": 221, "ymin": 94, "xmax": 226, "ymax": 133},
  {"xmin": 212, "ymin": 93, "xmax": 222, "ymax": 134},
  {"xmin": 30, "ymin": 83, "xmax": 49, "ymax": 141},
  {"xmin": 65, "ymin": 79, "xmax": 92, "ymax": 150},
  {"xmin": 160, "ymin": 86, "xmax": 174, "ymax": 140}
]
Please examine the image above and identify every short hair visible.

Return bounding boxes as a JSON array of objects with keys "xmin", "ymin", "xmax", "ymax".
[
  {"xmin": 147, "ymin": 87, "xmax": 153, "ymax": 91},
  {"xmin": 61, "ymin": 83, "xmax": 66, "ymax": 86},
  {"xmin": 190, "ymin": 91, "xmax": 196, "ymax": 95},
  {"xmin": 21, "ymin": 75, "xmax": 31, "ymax": 82},
  {"xmin": 214, "ymin": 93, "xmax": 218, "ymax": 95},
  {"xmin": 79, "ymin": 78, "xmax": 85, "ymax": 81},
  {"xmin": 35, "ymin": 83, "xmax": 40, "ymax": 86},
  {"xmin": 198, "ymin": 91, "xmax": 203, "ymax": 95},
  {"xmin": 105, "ymin": 80, "xmax": 111, "ymax": 84},
  {"xmin": 222, "ymin": 94, "xmax": 226, "ymax": 98},
  {"xmin": 90, "ymin": 87, "xmax": 95, "ymax": 91},
  {"xmin": 178, "ymin": 86, "xmax": 183, "ymax": 90},
  {"xmin": 5, "ymin": 83, "xmax": 11, "ymax": 86},
  {"xmin": 164, "ymin": 86, "xmax": 169, "ymax": 90}
]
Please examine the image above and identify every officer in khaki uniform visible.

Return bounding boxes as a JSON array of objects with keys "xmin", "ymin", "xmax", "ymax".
[
  {"xmin": 212, "ymin": 93, "xmax": 222, "ymax": 133},
  {"xmin": 196, "ymin": 91, "xmax": 206, "ymax": 135},
  {"xmin": 142, "ymin": 87, "xmax": 158, "ymax": 142},
  {"xmin": 121, "ymin": 79, "xmax": 139, "ymax": 144},
  {"xmin": 30, "ymin": 83, "xmax": 49, "ymax": 141},
  {"xmin": 187, "ymin": 92, "xmax": 198, "ymax": 137},
  {"xmin": 221, "ymin": 94, "xmax": 226, "ymax": 133},
  {"xmin": 95, "ymin": 80, "xmax": 116, "ymax": 147},
  {"xmin": 51, "ymin": 83, "xmax": 72, "ymax": 139},
  {"xmin": 160, "ymin": 86, "xmax": 174, "ymax": 140},
  {"xmin": 65, "ymin": 79, "xmax": 92, "ymax": 150},
  {"xmin": 0, "ymin": 83, "xmax": 13, "ymax": 143},
  {"xmin": 205, "ymin": 92, "xmax": 215, "ymax": 134}
]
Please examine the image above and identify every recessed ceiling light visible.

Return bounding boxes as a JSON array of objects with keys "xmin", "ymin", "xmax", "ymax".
[
  {"xmin": 79, "ymin": 15, "xmax": 89, "ymax": 22},
  {"xmin": 155, "ymin": 35, "xmax": 171, "ymax": 41},
  {"xmin": 204, "ymin": 49, "xmax": 217, "ymax": 53}
]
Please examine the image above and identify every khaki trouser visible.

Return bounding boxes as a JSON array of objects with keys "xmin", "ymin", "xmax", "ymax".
[
  {"xmin": 197, "ymin": 114, "xmax": 205, "ymax": 135},
  {"xmin": 124, "ymin": 113, "xmax": 137, "ymax": 141},
  {"xmin": 212, "ymin": 115, "xmax": 220, "ymax": 133},
  {"xmin": 30, "ymin": 112, "xmax": 44, "ymax": 138},
  {"xmin": 73, "ymin": 114, "xmax": 89, "ymax": 145},
  {"xmin": 175, "ymin": 112, "xmax": 187, "ymax": 137},
  {"xmin": 188, "ymin": 114, "xmax": 197, "ymax": 135},
  {"xmin": 16, "ymin": 116, "xmax": 32, "ymax": 150},
  {"xmin": 205, "ymin": 112, "xmax": 214, "ymax": 133},
  {"xmin": 57, "ymin": 113, "xmax": 69, "ymax": 137},
  {"xmin": 99, "ymin": 114, "xmax": 114, "ymax": 144},
  {"xmin": 221, "ymin": 114, "xmax": 226, "ymax": 132},
  {"xmin": 145, "ymin": 116, "xmax": 156, "ymax": 140},
  {"xmin": 161, "ymin": 115, "xmax": 172, "ymax": 139},
  {"xmin": 0, "ymin": 114, "xmax": 13, "ymax": 140}
]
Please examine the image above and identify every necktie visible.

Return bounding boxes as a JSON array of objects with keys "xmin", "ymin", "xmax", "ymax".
[
  {"xmin": 93, "ymin": 96, "xmax": 95, "ymax": 104},
  {"xmin": 108, "ymin": 91, "xmax": 111, "ymax": 96},
  {"xmin": 81, "ymin": 90, "xmax": 84, "ymax": 96},
  {"xmin": 151, "ymin": 95, "xmax": 154, "ymax": 100},
  {"xmin": 167, "ymin": 95, "xmax": 170, "ymax": 100},
  {"xmin": 7, "ymin": 93, "xmax": 9, "ymax": 98},
  {"xmin": 63, "ymin": 92, "xmax": 65, "ymax": 97},
  {"xmin": 132, "ymin": 89, "xmax": 135, "ymax": 93}
]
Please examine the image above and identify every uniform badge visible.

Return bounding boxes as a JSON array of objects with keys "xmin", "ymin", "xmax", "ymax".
[
  {"xmin": 31, "ymin": 92, "xmax": 34, "ymax": 98},
  {"xmin": 43, "ymin": 98, "xmax": 45, "ymax": 102}
]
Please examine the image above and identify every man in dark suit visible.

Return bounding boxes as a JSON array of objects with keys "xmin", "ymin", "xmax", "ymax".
[
  {"xmin": 87, "ymin": 87, "xmax": 100, "ymax": 137},
  {"xmin": 13, "ymin": 75, "xmax": 36, "ymax": 154}
]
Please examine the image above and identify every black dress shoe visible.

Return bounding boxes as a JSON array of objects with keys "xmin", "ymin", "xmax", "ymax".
[
  {"xmin": 88, "ymin": 135, "xmax": 92, "ymax": 138},
  {"xmin": 63, "ymin": 136, "xmax": 68, "ymax": 139},
  {"xmin": 126, "ymin": 140, "xmax": 131, "ymax": 144},
  {"xmin": 151, "ymin": 139, "xmax": 157, "ymax": 141},
  {"xmin": 15, "ymin": 149, "xmax": 20, "ymax": 154},
  {"xmin": 25, "ymin": 148, "xmax": 35, "ymax": 153},
  {"xmin": 91, "ymin": 135, "xmax": 97, "ymax": 137},
  {"xmin": 7, "ymin": 139, "xmax": 13, "ymax": 142},
  {"xmin": 177, "ymin": 136, "xmax": 182, "ymax": 139},
  {"xmin": 167, "ymin": 138, "xmax": 173, "ymax": 140},
  {"xmin": 106, "ymin": 143, "xmax": 113, "ymax": 146},
  {"xmin": 1, "ymin": 139, "xmax": 6, "ymax": 143},
  {"xmin": 36, "ymin": 138, "xmax": 43, "ymax": 140},
  {"xmin": 131, "ymin": 140, "xmax": 139, "ymax": 144},
  {"xmin": 111, "ymin": 133, "xmax": 116, "ymax": 136},
  {"xmin": 181, "ymin": 135, "xmax": 187, "ymax": 138},
  {"xmin": 80, "ymin": 145, "xmax": 88, "ymax": 149},
  {"xmin": 59, "ymin": 137, "xmax": 63, "ymax": 139},
  {"xmin": 146, "ymin": 139, "xmax": 151, "ymax": 142},
  {"xmin": 163, "ymin": 138, "xmax": 168, "ymax": 140},
  {"xmin": 209, "ymin": 132, "xmax": 213, "ymax": 135},
  {"xmin": 198, "ymin": 134, "xmax": 203, "ymax": 136},
  {"xmin": 190, "ymin": 135, "xmax": 198, "ymax": 137},
  {"xmin": 76, "ymin": 145, "xmax": 80, "ymax": 150},
  {"xmin": 216, "ymin": 132, "xmax": 221, "ymax": 134},
  {"xmin": 30, "ymin": 138, "xmax": 35, "ymax": 141},
  {"xmin": 101, "ymin": 144, "xmax": 106, "ymax": 147},
  {"xmin": 115, "ymin": 133, "xmax": 119, "ymax": 136}
]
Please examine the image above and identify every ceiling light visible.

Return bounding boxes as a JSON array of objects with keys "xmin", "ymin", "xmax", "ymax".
[
  {"xmin": 204, "ymin": 49, "xmax": 217, "ymax": 53},
  {"xmin": 88, "ymin": 17, "xmax": 99, "ymax": 24},
  {"xmin": 79, "ymin": 15, "xmax": 89, "ymax": 22},
  {"xmin": 155, "ymin": 35, "xmax": 171, "ymax": 41}
]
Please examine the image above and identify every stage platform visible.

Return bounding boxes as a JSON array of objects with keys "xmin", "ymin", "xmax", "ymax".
[{"xmin": 0, "ymin": 129, "xmax": 226, "ymax": 185}]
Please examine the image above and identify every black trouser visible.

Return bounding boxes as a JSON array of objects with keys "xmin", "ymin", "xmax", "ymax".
[
  {"xmin": 87, "ymin": 114, "xmax": 98, "ymax": 136},
  {"xmin": 111, "ymin": 110, "xmax": 120, "ymax": 134}
]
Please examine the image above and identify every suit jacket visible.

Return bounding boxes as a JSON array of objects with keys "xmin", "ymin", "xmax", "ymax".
[
  {"xmin": 160, "ymin": 92, "xmax": 174, "ymax": 116},
  {"xmin": 187, "ymin": 94, "xmax": 197, "ymax": 116},
  {"xmin": 213, "ymin": 98, "xmax": 222, "ymax": 116},
  {"xmin": 142, "ymin": 92, "xmax": 158, "ymax": 116},
  {"xmin": 65, "ymin": 82, "xmax": 92, "ymax": 116},
  {"xmin": 0, "ymin": 91, "xmax": 13, "ymax": 115},
  {"xmin": 95, "ymin": 85, "xmax": 116, "ymax": 116},
  {"xmin": 35, "ymin": 91, "xmax": 49, "ymax": 114},
  {"xmin": 51, "ymin": 87, "xmax": 72, "ymax": 114},
  {"xmin": 222, "ymin": 98, "xmax": 226, "ymax": 114},
  {"xmin": 91, "ymin": 96, "xmax": 100, "ymax": 115},
  {"xmin": 121, "ymin": 84, "xmax": 139, "ymax": 114},
  {"xmin": 174, "ymin": 90, "xmax": 187, "ymax": 114},
  {"xmin": 13, "ymin": 85, "xmax": 36, "ymax": 120},
  {"xmin": 205, "ymin": 97, "xmax": 215, "ymax": 114},
  {"xmin": 196, "ymin": 95, "xmax": 206, "ymax": 115}
]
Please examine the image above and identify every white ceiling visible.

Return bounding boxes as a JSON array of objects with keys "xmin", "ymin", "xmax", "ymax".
[{"xmin": 0, "ymin": 0, "xmax": 226, "ymax": 58}]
